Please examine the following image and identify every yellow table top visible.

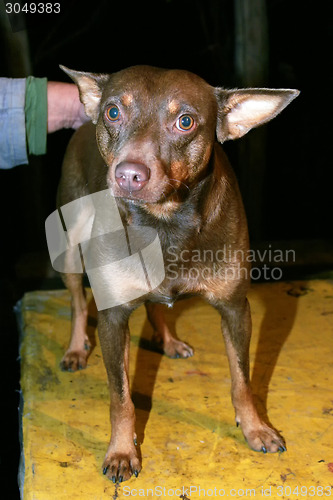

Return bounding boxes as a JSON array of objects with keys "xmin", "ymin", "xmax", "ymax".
[{"xmin": 19, "ymin": 280, "xmax": 333, "ymax": 499}]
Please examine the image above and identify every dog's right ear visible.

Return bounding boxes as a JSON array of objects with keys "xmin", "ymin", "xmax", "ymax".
[{"xmin": 60, "ymin": 65, "xmax": 109, "ymax": 124}]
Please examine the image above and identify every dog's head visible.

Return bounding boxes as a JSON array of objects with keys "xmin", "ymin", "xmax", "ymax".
[{"xmin": 61, "ymin": 65, "xmax": 299, "ymax": 208}]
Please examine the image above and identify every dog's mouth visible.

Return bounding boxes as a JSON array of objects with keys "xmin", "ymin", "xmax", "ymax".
[
  {"xmin": 110, "ymin": 182, "xmax": 181, "ymax": 205},
  {"xmin": 119, "ymin": 191, "xmax": 185, "ymax": 220}
]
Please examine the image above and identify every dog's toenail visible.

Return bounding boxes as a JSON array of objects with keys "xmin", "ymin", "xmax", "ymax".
[
  {"xmin": 134, "ymin": 470, "xmax": 139, "ymax": 477},
  {"xmin": 262, "ymin": 446, "xmax": 267, "ymax": 454},
  {"xmin": 118, "ymin": 475, "xmax": 123, "ymax": 483},
  {"xmin": 112, "ymin": 476, "xmax": 116, "ymax": 483},
  {"xmin": 103, "ymin": 466, "xmax": 109, "ymax": 475}
]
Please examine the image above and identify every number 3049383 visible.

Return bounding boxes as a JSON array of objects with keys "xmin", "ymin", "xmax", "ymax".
[{"xmin": 5, "ymin": 3, "xmax": 61, "ymax": 14}]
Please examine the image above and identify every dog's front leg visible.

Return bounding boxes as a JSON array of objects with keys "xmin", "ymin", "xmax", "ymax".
[
  {"xmin": 98, "ymin": 306, "xmax": 141, "ymax": 482},
  {"xmin": 218, "ymin": 298, "xmax": 286, "ymax": 453}
]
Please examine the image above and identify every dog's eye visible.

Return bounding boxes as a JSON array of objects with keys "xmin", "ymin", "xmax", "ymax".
[
  {"xmin": 176, "ymin": 114, "xmax": 195, "ymax": 131},
  {"xmin": 106, "ymin": 105, "xmax": 120, "ymax": 122}
]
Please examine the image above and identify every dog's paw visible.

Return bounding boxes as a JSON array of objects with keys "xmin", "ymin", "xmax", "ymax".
[
  {"xmin": 163, "ymin": 338, "xmax": 194, "ymax": 359},
  {"xmin": 102, "ymin": 448, "xmax": 141, "ymax": 483},
  {"xmin": 151, "ymin": 330, "xmax": 194, "ymax": 359},
  {"xmin": 242, "ymin": 422, "xmax": 286, "ymax": 453},
  {"xmin": 60, "ymin": 348, "xmax": 89, "ymax": 372}
]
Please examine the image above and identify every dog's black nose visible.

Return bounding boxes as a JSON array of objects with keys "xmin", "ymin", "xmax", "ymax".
[{"xmin": 115, "ymin": 162, "xmax": 150, "ymax": 192}]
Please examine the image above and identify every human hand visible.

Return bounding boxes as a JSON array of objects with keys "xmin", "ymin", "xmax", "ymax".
[{"xmin": 47, "ymin": 81, "xmax": 89, "ymax": 133}]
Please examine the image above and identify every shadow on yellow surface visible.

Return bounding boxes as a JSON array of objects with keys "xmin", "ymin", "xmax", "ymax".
[{"xmin": 19, "ymin": 280, "xmax": 333, "ymax": 499}]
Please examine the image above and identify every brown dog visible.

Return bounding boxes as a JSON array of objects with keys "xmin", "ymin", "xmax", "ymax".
[{"xmin": 56, "ymin": 65, "xmax": 298, "ymax": 483}]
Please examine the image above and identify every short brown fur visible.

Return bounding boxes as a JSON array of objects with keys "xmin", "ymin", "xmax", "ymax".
[{"xmin": 57, "ymin": 65, "xmax": 299, "ymax": 482}]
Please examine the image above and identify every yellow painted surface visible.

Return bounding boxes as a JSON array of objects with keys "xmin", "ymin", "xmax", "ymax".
[{"xmin": 20, "ymin": 280, "xmax": 333, "ymax": 499}]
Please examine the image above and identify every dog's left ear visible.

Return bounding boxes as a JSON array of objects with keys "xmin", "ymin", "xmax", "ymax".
[
  {"xmin": 215, "ymin": 88, "xmax": 300, "ymax": 143},
  {"xmin": 60, "ymin": 65, "xmax": 109, "ymax": 124}
]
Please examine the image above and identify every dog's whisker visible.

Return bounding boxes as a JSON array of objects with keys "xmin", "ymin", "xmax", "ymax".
[
  {"xmin": 168, "ymin": 178, "xmax": 190, "ymax": 191},
  {"xmin": 162, "ymin": 179, "xmax": 190, "ymax": 199}
]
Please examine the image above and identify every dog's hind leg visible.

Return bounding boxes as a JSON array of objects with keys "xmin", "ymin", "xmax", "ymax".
[
  {"xmin": 60, "ymin": 271, "xmax": 91, "ymax": 371},
  {"xmin": 145, "ymin": 302, "xmax": 194, "ymax": 359}
]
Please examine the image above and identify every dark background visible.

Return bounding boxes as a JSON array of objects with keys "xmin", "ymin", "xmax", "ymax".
[{"xmin": 0, "ymin": 0, "xmax": 332, "ymax": 497}]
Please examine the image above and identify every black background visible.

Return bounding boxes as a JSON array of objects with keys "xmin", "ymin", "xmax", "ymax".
[{"xmin": 0, "ymin": 0, "xmax": 332, "ymax": 497}]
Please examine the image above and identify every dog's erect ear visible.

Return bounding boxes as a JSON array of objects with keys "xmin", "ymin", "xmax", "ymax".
[
  {"xmin": 215, "ymin": 88, "xmax": 300, "ymax": 143},
  {"xmin": 60, "ymin": 65, "xmax": 109, "ymax": 124}
]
